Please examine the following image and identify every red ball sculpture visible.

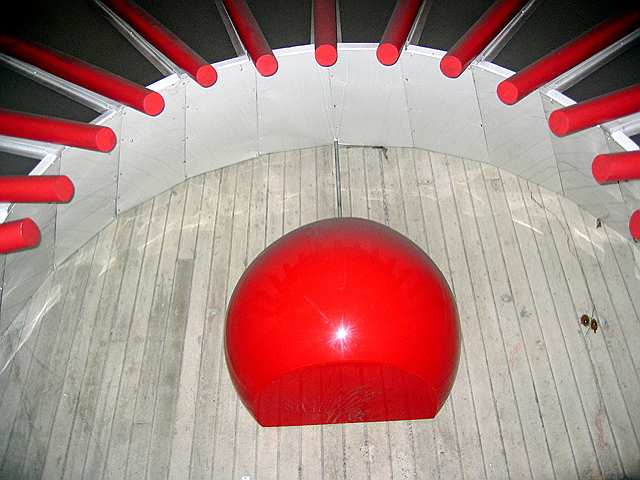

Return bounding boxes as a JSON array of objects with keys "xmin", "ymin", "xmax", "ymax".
[{"xmin": 225, "ymin": 218, "xmax": 460, "ymax": 427}]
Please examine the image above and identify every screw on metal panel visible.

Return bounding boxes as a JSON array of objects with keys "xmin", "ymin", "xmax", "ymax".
[{"xmin": 590, "ymin": 318, "xmax": 598, "ymax": 333}]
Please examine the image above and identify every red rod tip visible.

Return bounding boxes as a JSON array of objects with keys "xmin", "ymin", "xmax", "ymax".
[
  {"xmin": 4, "ymin": 218, "xmax": 42, "ymax": 252},
  {"xmin": 315, "ymin": 44, "xmax": 338, "ymax": 67},
  {"xmin": 376, "ymin": 43, "xmax": 400, "ymax": 66},
  {"xmin": 497, "ymin": 80, "xmax": 520, "ymax": 105},
  {"xmin": 20, "ymin": 218, "xmax": 41, "ymax": 249},
  {"xmin": 19, "ymin": 218, "xmax": 40, "ymax": 246},
  {"xmin": 591, "ymin": 154, "xmax": 609, "ymax": 184},
  {"xmin": 54, "ymin": 176, "xmax": 75, "ymax": 203},
  {"xmin": 548, "ymin": 110, "xmax": 570, "ymax": 137},
  {"xmin": 255, "ymin": 54, "xmax": 278, "ymax": 77},
  {"xmin": 630, "ymin": 210, "xmax": 640, "ymax": 240},
  {"xmin": 440, "ymin": 55, "xmax": 464, "ymax": 78},
  {"xmin": 95, "ymin": 127, "xmax": 117, "ymax": 153},
  {"xmin": 195, "ymin": 64, "xmax": 218, "ymax": 87},
  {"xmin": 142, "ymin": 91, "xmax": 165, "ymax": 116}
]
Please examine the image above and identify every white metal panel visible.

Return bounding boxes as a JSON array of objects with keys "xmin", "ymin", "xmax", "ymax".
[
  {"xmin": 472, "ymin": 65, "xmax": 561, "ymax": 193},
  {"xmin": 402, "ymin": 47, "xmax": 488, "ymax": 162},
  {"xmin": 257, "ymin": 46, "xmax": 334, "ymax": 154},
  {"xmin": 540, "ymin": 95, "xmax": 629, "ymax": 233},
  {"xmin": 331, "ymin": 44, "xmax": 413, "ymax": 147},
  {"xmin": 55, "ymin": 113, "xmax": 120, "ymax": 265},
  {"xmin": 1, "ymin": 160, "xmax": 58, "ymax": 329},
  {"xmin": 118, "ymin": 77, "xmax": 187, "ymax": 213},
  {"xmin": 185, "ymin": 58, "xmax": 258, "ymax": 178}
]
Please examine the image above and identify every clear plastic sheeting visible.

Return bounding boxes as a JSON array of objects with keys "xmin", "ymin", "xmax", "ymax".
[
  {"xmin": 55, "ymin": 113, "xmax": 120, "ymax": 265},
  {"xmin": 0, "ymin": 160, "xmax": 58, "ymax": 331},
  {"xmin": 540, "ymin": 95, "xmax": 630, "ymax": 235},
  {"xmin": 472, "ymin": 65, "xmax": 562, "ymax": 194},
  {"xmin": 606, "ymin": 134, "xmax": 640, "ymax": 233}
]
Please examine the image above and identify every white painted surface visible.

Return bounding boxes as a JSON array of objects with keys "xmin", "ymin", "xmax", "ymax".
[
  {"xmin": 118, "ymin": 77, "xmax": 187, "ymax": 213},
  {"xmin": 185, "ymin": 57, "xmax": 258, "ymax": 178},
  {"xmin": 331, "ymin": 44, "xmax": 413, "ymax": 147},
  {"xmin": 403, "ymin": 47, "xmax": 488, "ymax": 162},
  {"xmin": 257, "ymin": 46, "xmax": 334, "ymax": 153}
]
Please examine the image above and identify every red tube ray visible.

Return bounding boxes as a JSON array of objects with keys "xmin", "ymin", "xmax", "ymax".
[
  {"xmin": 548, "ymin": 84, "xmax": 640, "ymax": 136},
  {"xmin": 0, "ymin": 35, "xmax": 164, "ymax": 116},
  {"xmin": 314, "ymin": 0, "xmax": 337, "ymax": 67},
  {"xmin": 102, "ymin": 0, "xmax": 217, "ymax": 87},
  {"xmin": 222, "ymin": 0, "xmax": 278, "ymax": 77},
  {"xmin": 630, "ymin": 210, "xmax": 640, "ymax": 241},
  {"xmin": 377, "ymin": 0, "xmax": 423, "ymax": 66},
  {"xmin": 0, "ymin": 218, "xmax": 41, "ymax": 254},
  {"xmin": 498, "ymin": 9, "xmax": 640, "ymax": 105},
  {"xmin": 440, "ymin": 0, "xmax": 528, "ymax": 78},
  {"xmin": 592, "ymin": 151, "xmax": 640, "ymax": 184},
  {"xmin": 0, "ymin": 108, "xmax": 116, "ymax": 152},
  {"xmin": 0, "ymin": 176, "xmax": 75, "ymax": 204}
]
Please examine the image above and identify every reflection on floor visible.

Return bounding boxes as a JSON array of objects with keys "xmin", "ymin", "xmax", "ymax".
[{"xmin": 0, "ymin": 146, "xmax": 639, "ymax": 479}]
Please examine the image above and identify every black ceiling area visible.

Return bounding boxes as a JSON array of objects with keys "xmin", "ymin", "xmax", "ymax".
[{"xmin": 1, "ymin": 0, "xmax": 639, "ymax": 175}]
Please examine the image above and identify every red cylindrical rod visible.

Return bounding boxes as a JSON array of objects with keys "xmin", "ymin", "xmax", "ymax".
[
  {"xmin": 498, "ymin": 9, "xmax": 640, "ymax": 105},
  {"xmin": 0, "ymin": 218, "xmax": 41, "ymax": 254},
  {"xmin": 592, "ymin": 151, "xmax": 640, "ymax": 184},
  {"xmin": 222, "ymin": 0, "xmax": 278, "ymax": 77},
  {"xmin": 0, "ymin": 176, "xmax": 75, "ymax": 203},
  {"xmin": 377, "ymin": 0, "xmax": 423, "ymax": 66},
  {"xmin": 0, "ymin": 108, "xmax": 116, "ymax": 152},
  {"xmin": 314, "ymin": 0, "xmax": 337, "ymax": 67},
  {"xmin": 102, "ymin": 0, "xmax": 217, "ymax": 87},
  {"xmin": 630, "ymin": 210, "xmax": 640, "ymax": 241},
  {"xmin": 440, "ymin": 0, "xmax": 528, "ymax": 78},
  {"xmin": 0, "ymin": 35, "xmax": 164, "ymax": 116},
  {"xmin": 548, "ymin": 84, "xmax": 640, "ymax": 136}
]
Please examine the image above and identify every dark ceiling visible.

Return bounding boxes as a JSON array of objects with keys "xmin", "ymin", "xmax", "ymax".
[{"xmin": 1, "ymin": 0, "xmax": 639, "ymax": 174}]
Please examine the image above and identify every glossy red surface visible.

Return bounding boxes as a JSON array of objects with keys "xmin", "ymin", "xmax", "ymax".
[
  {"xmin": 0, "ymin": 35, "xmax": 165, "ymax": 116},
  {"xmin": 549, "ymin": 84, "xmax": 640, "ymax": 136},
  {"xmin": 630, "ymin": 210, "xmax": 640, "ymax": 241},
  {"xmin": 592, "ymin": 151, "xmax": 640, "ymax": 184},
  {"xmin": 314, "ymin": 0, "xmax": 338, "ymax": 67},
  {"xmin": 497, "ymin": 8, "xmax": 640, "ymax": 104},
  {"xmin": 222, "ymin": 0, "xmax": 278, "ymax": 77},
  {"xmin": 440, "ymin": 0, "xmax": 527, "ymax": 78},
  {"xmin": 376, "ymin": 0, "xmax": 422, "ymax": 66},
  {"xmin": 0, "ymin": 218, "xmax": 41, "ymax": 254},
  {"xmin": 0, "ymin": 108, "xmax": 117, "ymax": 152},
  {"xmin": 225, "ymin": 218, "xmax": 460, "ymax": 427},
  {"xmin": 103, "ymin": 0, "xmax": 218, "ymax": 87},
  {"xmin": 0, "ymin": 175, "xmax": 75, "ymax": 203}
]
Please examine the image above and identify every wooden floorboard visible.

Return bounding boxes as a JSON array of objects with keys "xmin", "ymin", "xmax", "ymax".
[{"xmin": 0, "ymin": 146, "xmax": 638, "ymax": 479}]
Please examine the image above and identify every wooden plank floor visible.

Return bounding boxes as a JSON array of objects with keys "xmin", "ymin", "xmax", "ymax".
[{"xmin": 0, "ymin": 146, "xmax": 639, "ymax": 479}]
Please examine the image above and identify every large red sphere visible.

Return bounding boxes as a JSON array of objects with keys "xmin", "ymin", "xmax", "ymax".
[{"xmin": 225, "ymin": 218, "xmax": 460, "ymax": 427}]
